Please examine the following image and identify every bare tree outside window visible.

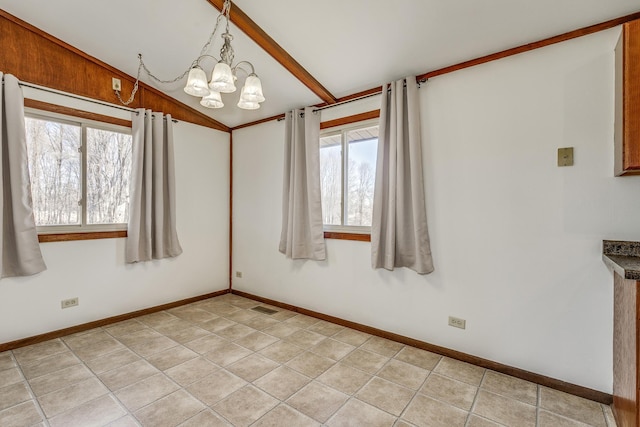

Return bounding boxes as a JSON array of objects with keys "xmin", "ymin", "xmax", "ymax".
[
  {"xmin": 86, "ymin": 128, "xmax": 132, "ymax": 224},
  {"xmin": 25, "ymin": 117, "xmax": 81, "ymax": 226},
  {"xmin": 346, "ymin": 134, "xmax": 376, "ymax": 226},
  {"xmin": 319, "ymin": 123, "xmax": 378, "ymax": 229},
  {"xmin": 320, "ymin": 137, "xmax": 341, "ymax": 225},
  {"xmin": 25, "ymin": 115, "xmax": 132, "ymax": 230}
]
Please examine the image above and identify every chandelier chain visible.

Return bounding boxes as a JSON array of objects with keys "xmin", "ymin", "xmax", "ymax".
[
  {"xmin": 115, "ymin": 0, "xmax": 232, "ymax": 105},
  {"xmin": 115, "ymin": 60, "xmax": 142, "ymax": 106}
]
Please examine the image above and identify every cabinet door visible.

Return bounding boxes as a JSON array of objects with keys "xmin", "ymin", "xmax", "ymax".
[{"xmin": 615, "ymin": 19, "xmax": 640, "ymax": 175}]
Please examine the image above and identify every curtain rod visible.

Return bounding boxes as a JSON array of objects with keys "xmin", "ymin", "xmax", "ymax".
[
  {"xmin": 12, "ymin": 81, "xmax": 178, "ymax": 123},
  {"xmin": 313, "ymin": 78, "xmax": 426, "ymax": 113},
  {"xmin": 278, "ymin": 78, "xmax": 426, "ymax": 121}
]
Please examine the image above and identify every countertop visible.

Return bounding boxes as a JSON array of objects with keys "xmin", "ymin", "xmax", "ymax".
[{"xmin": 602, "ymin": 240, "xmax": 640, "ymax": 280}]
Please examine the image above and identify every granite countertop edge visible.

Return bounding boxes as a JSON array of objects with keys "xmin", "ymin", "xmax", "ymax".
[{"xmin": 603, "ymin": 240, "xmax": 640, "ymax": 280}]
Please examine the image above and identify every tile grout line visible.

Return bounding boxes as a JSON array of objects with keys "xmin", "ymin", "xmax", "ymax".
[
  {"xmin": 140, "ymin": 303, "xmax": 305, "ymax": 425},
  {"xmin": 75, "ymin": 315, "xmax": 197, "ymax": 425},
  {"xmin": 9, "ymin": 350, "xmax": 51, "ymax": 427},
  {"xmin": 117, "ymin": 309, "xmax": 220, "ymax": 423},
  {"xmin": 536, "ymin": 384, "xmax": 541, "ymax": 427},
  {"xmin": 393, "ymin": 349, "xmax": 447, "ymax": 424},
  {"xmin": 113, "ymin": 307, "xmax": 226, "ymax": 425},
  {"xmin": 58, "ymin": 329, "xmax": 132, "ymax": 426},
  {"xmin": 464, "ymin": 368, "xmax": 487, "ymax": 426},
  {"xmin": 320, "ymin": 337, "xmax": 438, "ymax": 422},
  {"xmin": 262, "ymin": 332, "xmax": 393, "ymax": 424}
]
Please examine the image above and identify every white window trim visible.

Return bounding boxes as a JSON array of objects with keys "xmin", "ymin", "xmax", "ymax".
[
  {"xmin": 25, "ymin": 108, "xmax": 132, "ymax": 234},
  {"xmin": 320, "ymin": 118, "xmax": 378, "ymax": 233}
]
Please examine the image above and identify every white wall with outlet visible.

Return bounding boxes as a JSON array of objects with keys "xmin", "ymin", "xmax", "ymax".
[
  {"xmin": 0, "ymin": 90, "xmax": 230, "ymax": 343},
  {"xmin": 232, "ymin": 27, "xmax": 640, "ymax": 393}
]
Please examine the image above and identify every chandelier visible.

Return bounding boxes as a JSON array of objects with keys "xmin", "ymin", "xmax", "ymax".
[{"xmin": 116, "ymin": 0, "xmax": 265, "ymax": 110}]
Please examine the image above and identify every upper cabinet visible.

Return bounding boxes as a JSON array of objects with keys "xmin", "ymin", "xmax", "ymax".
[{"xmin": 615, "ymin": 19, "xmax": 640, "ymax": 176}]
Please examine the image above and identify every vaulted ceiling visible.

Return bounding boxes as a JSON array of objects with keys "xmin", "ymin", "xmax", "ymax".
[{"xmin": 0, "ymin": 0, "xmax": 638, "ymax": 128}]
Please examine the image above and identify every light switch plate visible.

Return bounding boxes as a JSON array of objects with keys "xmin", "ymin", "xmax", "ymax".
[{"xmin": 558, "ymin": 147, "xmax": 574, "ymax": 167}]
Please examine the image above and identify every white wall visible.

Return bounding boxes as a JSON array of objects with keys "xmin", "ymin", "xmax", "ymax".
[
  {"xmin": 0, "ymin": 90, "xmax": 230, "ymax": 343},
  {"xmin": 232, "ymin": 27, "xmax": 640, "ymax": 393}
]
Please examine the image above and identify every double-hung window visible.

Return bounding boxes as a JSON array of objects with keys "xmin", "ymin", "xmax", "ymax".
[
  {"xmin": 25, "ymin": 110, "xmax": 133, "ymax": 234},
  {"xmin": 319, "ymin": 120, "xmax": 379, "ymax": 233}
]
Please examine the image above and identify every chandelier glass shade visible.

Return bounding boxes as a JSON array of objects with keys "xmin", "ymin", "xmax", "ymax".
[
  {"xmin": 200, "ymin": 90, "xmax": 224, "ymax": 108},
  {"xmin": 209, "ymin": 62, "xmax": 236, "ymax": 93},
  {"xmin": 241, "ymin": 75, "xmax": 265, "ymax": 103},
  {"xmin": 184, "ymin": 66, "xmax": 211, "ymax": 97}
]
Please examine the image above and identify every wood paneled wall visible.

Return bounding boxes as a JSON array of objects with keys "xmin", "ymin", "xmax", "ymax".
[{"xmin": 0, "ymin": 10, "xmax": 229, "ymax": 132}]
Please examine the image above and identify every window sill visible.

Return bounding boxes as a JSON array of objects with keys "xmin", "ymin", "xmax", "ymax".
[
  {"xmin": 38, "ymin": 230, "xmax": 127, "ymax": 243},
  {"xmin": 324, "ymin": 231, "xmax": 371, "ymax": 242}
]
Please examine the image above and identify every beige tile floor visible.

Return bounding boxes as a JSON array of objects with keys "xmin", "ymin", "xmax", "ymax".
[{"xmin": 0, "ymin": 293, "xmax": 617, "ymax": 427}]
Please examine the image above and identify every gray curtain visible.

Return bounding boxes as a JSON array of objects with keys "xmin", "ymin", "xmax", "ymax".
[
  {"xmin": 279, "ymin": 107, "xmax": 326, "ymax": 260},
  {"xmin": 126, "ymin": 109, "xmax": 182, "ymax": 263},
  {"xmin": 371, "ymin": 77, "xmax": 433, "ymax": 274},
  {"xmin": 0, "ymin": 73, "xmax": 46, "ymax": 278}
]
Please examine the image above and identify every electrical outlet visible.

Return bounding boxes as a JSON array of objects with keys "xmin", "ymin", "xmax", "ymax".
[
  {"xmin": 61, "ymin": 297, "xmax": 79, "ymax": 309},
  {"xmin": 112, "ymin": 77, "xmax": 122, "ymax": 91},
  {"xmin": 448, "ymin": 316, "xmax": 466, "ymax": 329},
  {"xmin": 235, "ymin": 271, "xmax": 243, "ymax": 278}
]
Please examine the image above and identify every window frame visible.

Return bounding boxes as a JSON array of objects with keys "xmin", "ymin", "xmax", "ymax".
[
  {"xmin": 25, "ymin": 107, "xmax": 133, "ymax": 237},
  {"xmin": 320, "ymin": 118, "xmax": 379, "ymax": 235}
]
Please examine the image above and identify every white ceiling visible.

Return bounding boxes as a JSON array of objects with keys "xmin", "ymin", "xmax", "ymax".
[{"xmin": 0, "ymin": 0, "xmax": 638, "ymax": 128}]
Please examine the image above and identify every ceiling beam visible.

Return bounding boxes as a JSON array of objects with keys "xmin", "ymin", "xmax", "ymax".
[{"xmin": 206, "ymin": 0, "xmax": 337, "ymax": 104}]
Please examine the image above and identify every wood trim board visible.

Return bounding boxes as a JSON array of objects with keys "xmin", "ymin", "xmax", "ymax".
[
  {"xmin": 231, "ymin": 289, "xmax": 614, "ymax": 405},
  {"xmin": 232, "ymin": 110, "xmax": 381, "ymax": 132},
  {"xmin": 320, "ymin": 110, "xmax": 381, "ymax": 130},
  {"xmin": 229, "ymin": 133, "xmax": 234, "ymax": 291},
  {"xmin": 38, "ymin": 231, "xmax": 127, "ymax": 243},
  {"xmin": 324, "ymin": 232, "xmax": 371, "ymax": 242},
  {"xmin": 415, "ymin": 12, "xmax": 640, "ymax": 83},
  {"xmin": 0, "ymin": 290, "xmax": 229, "ymax": 353},
  {"xmin": 231, "ymin": 113, "xmax": 286, "ymax": 131}
]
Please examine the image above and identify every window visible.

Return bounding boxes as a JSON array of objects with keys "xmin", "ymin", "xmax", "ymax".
[
  {"xmin": 25, "ymin": 111, "xmax": 133, "ymax": 233},
  {"xmin": 319, "ymin": 120, "xmax": 378, "ymax": 232}
]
